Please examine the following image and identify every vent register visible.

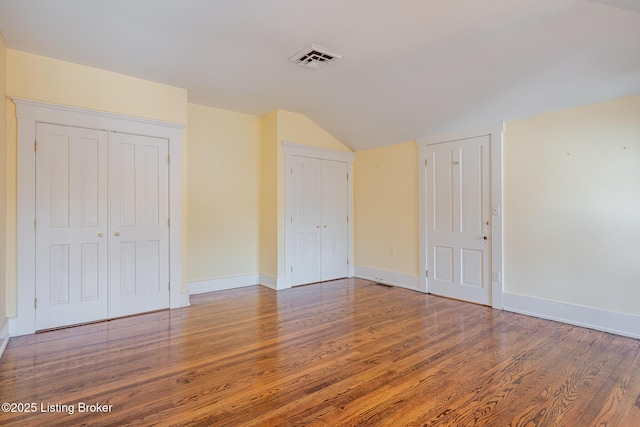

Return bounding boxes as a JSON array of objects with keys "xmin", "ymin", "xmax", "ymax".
[{"xmin": 289, "ymin": 44, "xmax": 343, "ymax": 70}]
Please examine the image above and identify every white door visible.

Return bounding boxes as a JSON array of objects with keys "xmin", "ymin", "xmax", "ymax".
[
  {"xmin": 290, "ymin": 156, "xmax": 322, "ymax": 286},
  {"xmin": 426, "ymin": 136, "xmax": 491, "ymax": 305},
  {"xmin": 321, "ymin": 160, "xmax": 349, "ymax": 281},
  {"xmin": 289, "ymin": 156, "xmax": 349, "ymax": 286},
  {"xmin": 35, "ymin": 124, "xmax": 109, "ymax": 330},
  {"xmin": 35, "ymin": 125, "xmax": 170, "ymax": 330},
  {"xmin": 109, "ymin": 132, "xmax": 170, "ymax": 317}
]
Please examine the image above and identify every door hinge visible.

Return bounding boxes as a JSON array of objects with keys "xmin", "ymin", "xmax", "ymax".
[
  {"xmin": 168, "ymin": 282, "xmax": 171, "ymax": 290},
  {"xmin": 34, "ymin": 219, "xmax": 37, "ymax": 230},
  {"xmin": 34, "ymin": 140, "xmax": 37, "ymax": 153},
  {"xmin": 168, "ymin": 218, "xmax": 171, "ymax": 227},
  {"xmin": 291, "ymin": 266, "xmax": 293, "ymax": 273},
  {"xmin": 290, "ymin": 168, "xmax": 293, "ymax": 175},
  {"xmin": 346, "ymin": 215, "xmax": 349, "ymax": 222},
  {"xmin": 424, "ymin": 159, "xmax": 427, "ymax": 166},
  {"xmin": 426, "ymin": 270, "xmax": 429, "ymax": 277},
  {"xmin": 347, "ymin": 258, "xmax": 349, "ymax": 265},
  {"xmin": 168, "ymin": 155, "xmax": 171, "ymax": 164},
  {"xmin": 347, "ymin": 173, "xmax": 349, "ymax": 180},
  {"xmin": 34, "ymin": 298, "xmax": 38, "ymax": 309}
]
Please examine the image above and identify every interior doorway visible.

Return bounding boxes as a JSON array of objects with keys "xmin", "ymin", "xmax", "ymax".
[{"xmin": 417, "ymin": 125, "xmax": 504, "ymax": 308}]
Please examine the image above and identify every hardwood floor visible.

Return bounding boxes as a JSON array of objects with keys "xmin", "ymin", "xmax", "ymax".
[{"xmin": 1, "ymin": 278, "xmax": 639, "ymax": 426}]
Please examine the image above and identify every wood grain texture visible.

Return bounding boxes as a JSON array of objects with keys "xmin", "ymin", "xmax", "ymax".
[{"xmin": 1, "ymin": 278, "xmax": 639, "ymax": 426}]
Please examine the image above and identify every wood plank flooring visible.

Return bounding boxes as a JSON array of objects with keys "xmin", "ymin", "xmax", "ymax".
[{"xmin": 1, "ymin": 278, "xmax": 639, "ymax": 426}]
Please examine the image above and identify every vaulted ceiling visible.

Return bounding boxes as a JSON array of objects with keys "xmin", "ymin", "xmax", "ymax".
[{"xmin": 0, "ymin": 0, "xmax": 639, "ymax": 151}]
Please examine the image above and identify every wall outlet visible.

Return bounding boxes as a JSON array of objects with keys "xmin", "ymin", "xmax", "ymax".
[{"xmin": 492, "ymin": 272, "xmax": 501, "ymax": 282}]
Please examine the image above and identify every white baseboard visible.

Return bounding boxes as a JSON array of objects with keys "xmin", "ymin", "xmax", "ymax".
[
  {"xmin": 259, "ymin": 274, "xmax": 278, "ymax": 290},
  {"xmin": 503, "ymin": 292, "xmax": 640, "ymax": 339},
  {"xmin": 188, "ymin": 274, "xmax": 261, "ymax": 295},
  {"xmin": 355, "ymin": 266, "xmax": 420, "ymax": 292},
  {"xmin": 8, "ymin": 317, "xmax": 27, "ymax": 337},
  {"xmin": 0, "ymin": 319, "xmax": 10, "ymax": 360},
  {"xmin": 180, "ymin": 291, "xmax": 191, "ymax": 307},
  {"xmin": 180, "ymin": 274, "xmax": 291, "ymax": 295}
]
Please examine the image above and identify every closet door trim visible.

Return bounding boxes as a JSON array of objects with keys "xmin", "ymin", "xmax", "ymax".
[{"xmin": 12, "ymin": 98, "xmax": 184, "ymax": 336}]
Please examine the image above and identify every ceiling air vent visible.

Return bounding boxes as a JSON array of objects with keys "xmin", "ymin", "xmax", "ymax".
[{"xmin": 289, "ymin": 44, "xmax": 343, "ymax": 70}]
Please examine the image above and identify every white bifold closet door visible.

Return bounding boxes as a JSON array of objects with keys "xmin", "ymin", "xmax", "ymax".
[
  {"xmin": 35, "ymin": 124, "xmax": 109, "ymax": 329},
  {"xmin": 320, "ymin": 159, "xmax": 349, "ymax": 281},
  {"xmin": 109, "ymin": 132, "xmax": 169, "ymax": 318},
  {"xmin": 289, "ymin": 156, "xmax": 349, "ymax": 286},
  {"xmin": 35, "ymin": 123, "xmax": 169, "ymax": 330}
]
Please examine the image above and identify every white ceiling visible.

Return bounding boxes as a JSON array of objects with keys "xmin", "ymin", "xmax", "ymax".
[{"xmin": 0, "ymin": 0, "xmax": 639, "ymax": 151}]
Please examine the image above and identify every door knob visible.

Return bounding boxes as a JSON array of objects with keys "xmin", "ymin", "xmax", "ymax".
[
  {"xmin": 115, "ymin": 232, "xmax": 120, "ymax": 237},
  {"xmin": 98, "ymin": 233, "xmax": 103, "ymax": 237},
  {"xmin": 324, "ymin": 225, "xmax": 327, "ymax": 228},
  {"xmin": 483, "ymin": 236, "xmax": 488, "ymax": 240}
]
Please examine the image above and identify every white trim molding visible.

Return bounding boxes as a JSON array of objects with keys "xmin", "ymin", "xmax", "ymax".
[
  {"xmin": 187, "ymin": 274, "xmax": 332, "ymax": 294},
  {"xmin": 282, "ymin": 142, "xmax": 355, "ymax": 163},
  {"xmin": 11, "ymin": 98, "xmax": 184, "ymax": 336},
  {"xmin": 181, "ymin": 291, "xmax": 191, "ymax": 308},
  {"xmin": 188, "ymin": 275, "xmax": 261, "ymax": 295},
  {"xmin": 0, "ymin": 320, "xmax": 9, "ymax": 360},
  {"xmin": 259, "ymin": 274, "xmax": 278, "ymax": 290},
  {"xmin": 355, "ymin": 266, "xmax": 419, "ymax": 291},
  {"xmin": 503, "ymin": 293, "xmax": 640, "ymax": 339},
  {"xmin": 416, "ymin": 123, "xmax": 504, "ymax": 309}
]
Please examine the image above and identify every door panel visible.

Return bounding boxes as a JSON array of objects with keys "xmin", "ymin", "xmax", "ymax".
[
  {"xmin": 81, "ymin": 138, "xmax": 100, "ymax": 227},
  {"xmin": 433, "ymin": 150, "xmax": 454, "ymax": 232},
  {"xmin": 50, "ymin": 135, "xmax": 70, "ymax": 227},
  {"xmin": 144, "ymin": 146, "xmax": 161, "ymax": 226},
  {"xmin": 81, "ymin": 243, "xmax": 100, "ymax": 300},
  {"xmin": 321, "ymin": 160, "xmax": 349, "ymax": 281},
  {"xmin": 460, "ymin": 146, "xmax": 484, "ymax": 233},
  {"xmin": 144, "ymin": 240, "xmax": 161, "ymax": 293},
  {"xmin": 110, "ymin": 133, "xmax": 169, "ymax": 317},
  {"xmin": 119, "ymin": 143, "xmax": 137, "ymax": 226},
  {"xmin": 49, "ymin": 244, "xmax": 70, "ymax": 304},
  {"xmin": 427, "ymin": 136, "xmax": 490, "ymax": 305},
  {"xmin": 434, "ymin": 246, "xmax": 454, "ymax": 282},
  {"xmin": 119, "ymin": 241, "xmax": 137, "ymax": 296},
  {"xmin": 35, "ymin": 123, "xmax": 109, "ymax": 330},
  {"xmin": 290, "ymin": 156, "xmax": 322, "ymax": 286},
  {"xmin": 461, "ymin": 248, "xmax": 483, "ymax": 287}
]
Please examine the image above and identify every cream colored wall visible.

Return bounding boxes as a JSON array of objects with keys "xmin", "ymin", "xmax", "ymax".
[
  {"xmin": 4, "ymin": 50, "xmax": 189, "ymax": 315},
  {"xmin": 277, "ymin": 110, "xmax": 352, "ymax": 152},
  {"xmin": 0, "ymin": 35, "xmax": 7, "ymax": 325},
  {"xmin": 187, "ymin": 103, "xmax": 261, "ymax": 281},
  {"xmin": 7, "ymin": 50, "xmax": 187, "ymax": 123},
  {"xmin": 504, "ymin": 94, "xmax": 640, "ymax": 316},
  {"xmin": 260, "ymin": 111, "xmax": 278, "ymax": 278},
  {"xmin": 354, "ymin": 141, "xmax": 418, "ymax": 275}
]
